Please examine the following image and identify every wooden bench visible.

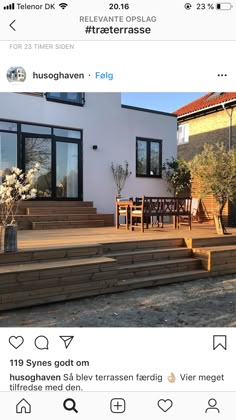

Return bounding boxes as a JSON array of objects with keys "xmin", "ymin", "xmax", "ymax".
[{"xmin": 130, "ymin": 196, "xmax": 192, "ymax": 232}]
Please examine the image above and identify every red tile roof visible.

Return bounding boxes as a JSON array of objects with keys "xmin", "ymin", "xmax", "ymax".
[{"xmin": 174, "ymin": 92, "xmax": 236, "ymax": 117}]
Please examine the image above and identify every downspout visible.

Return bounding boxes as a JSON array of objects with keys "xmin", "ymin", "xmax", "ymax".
[
  {"xmin": 222, "ymin": 103, "xmax": 234, "ymax": 227},
  {"xmin": 222, "ymin": 103, "xmax": 233, "ymax": 150}
]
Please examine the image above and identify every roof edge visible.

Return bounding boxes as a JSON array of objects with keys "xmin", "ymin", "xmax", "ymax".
[
  {"xmin": 121, "ymin": 104, "xmax": 176, "ymax": 118},
  {"xmin": 175, "ymin": 98, "xmax": 236, "ymax": 119}
]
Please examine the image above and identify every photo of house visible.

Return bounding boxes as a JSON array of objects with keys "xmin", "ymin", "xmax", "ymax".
[
  {"xmin": 6, "ymin": 67, "xmax": 27, "ymax": 83},
  {"xmin": 0, "ymin": 92, "xmax": 177, "ymax": 229},
  {"xmin": 0, "ymin": 92, "xmax": 236, "ymax": 328}
]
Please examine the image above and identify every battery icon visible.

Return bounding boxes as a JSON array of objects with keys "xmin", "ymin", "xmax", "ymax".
[{"xmin": 216, "ymin": 2, "xmax": 233, "ymax": 9}]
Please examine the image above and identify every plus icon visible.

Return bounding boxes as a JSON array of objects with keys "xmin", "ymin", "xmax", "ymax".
[{"xmin": 110, "ymin": 398, "xmax": 126, "ymax": 413}]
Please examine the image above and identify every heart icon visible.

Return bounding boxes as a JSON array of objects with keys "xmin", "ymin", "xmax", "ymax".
[
  {"xmin": 9, "ymin": 336, "xmax": 24, "ymax": 349},
  {"xmin": 157, "ymin": 399, "xmax": 173, "ymax": 412}
]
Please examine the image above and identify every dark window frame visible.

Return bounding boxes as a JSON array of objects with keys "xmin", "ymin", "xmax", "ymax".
[
  {"xmin": 136, "ymin": 137, "xmax": 162, "ymax": 178},
  {"xmin": 45, "ymin": 92, "xmax": 85, "ymax": 107},
  {"xmin": 0, "ymin": 118, "xmax": 83, "ymax": 200}
]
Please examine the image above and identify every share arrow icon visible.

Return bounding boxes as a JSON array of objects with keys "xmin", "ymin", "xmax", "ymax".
[{"xmin": 60, "ymin": 336, "xmax": 74, "ymax": 349}]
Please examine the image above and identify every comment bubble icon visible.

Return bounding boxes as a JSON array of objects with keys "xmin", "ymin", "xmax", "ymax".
[{"xmin": 34, "ymin": 335, "xmax": 49, "ymax": 350}]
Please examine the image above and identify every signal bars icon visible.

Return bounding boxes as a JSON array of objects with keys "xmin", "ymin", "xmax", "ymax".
[
  {"xmin": 59, "ymin": 2, "xmax": 68, "ymax": 9},
  {"xmin": 3, "ymin": 2, "xmax": 15, "ymax": 9}
]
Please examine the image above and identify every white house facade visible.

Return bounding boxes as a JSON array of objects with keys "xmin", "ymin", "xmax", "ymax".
[{"xmin": 0, "ymin": 92, "xmax": 177, "ymax": 214}]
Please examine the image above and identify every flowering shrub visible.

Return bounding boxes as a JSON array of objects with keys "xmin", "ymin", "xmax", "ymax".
[
  {"xmin": 0, "ymin": 164, "xmax": 40, "ymax": 226},
  {"xmin": 38, "ymin": 189, "xmax": 52, "ymax": 198}
]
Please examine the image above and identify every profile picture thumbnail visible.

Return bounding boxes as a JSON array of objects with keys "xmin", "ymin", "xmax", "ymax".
[{"xmin": 6, "ymin": 66, "xmax": 26, "ymax": 83}]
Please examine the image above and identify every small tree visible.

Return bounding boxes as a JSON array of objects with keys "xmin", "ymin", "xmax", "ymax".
[
  {"xmin": 162, "ymin": 157, "xmax": 191, "ymax": 196},
  {"xmin": 111, "ymin": 161, "xmax": 132, "ymax": 197},
  {"xmin": 190, "ymin": 143, "xmax": 236, "ymax": 235}
]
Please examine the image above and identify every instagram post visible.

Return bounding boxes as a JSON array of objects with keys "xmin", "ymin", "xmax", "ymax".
[
  {"xmin": 0, "ymin": 91, "xmax": 236, "ymax": 327},
  {"xmin": 0, "ymin": 91, "xmax": 235, "ymax": 419},
  {"xmin": 0, "ymin": 0, "xmax": 236, "ymax": 418}
]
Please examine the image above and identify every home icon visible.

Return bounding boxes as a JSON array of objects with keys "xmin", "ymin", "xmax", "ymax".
[{"xmin": 16, "ymin": 399, "xmax": 31, "ymax": 414}]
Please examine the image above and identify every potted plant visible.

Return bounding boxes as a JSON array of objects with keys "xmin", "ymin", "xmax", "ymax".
[
  {"xmin": 111, "ymin": 161, "xmax": 132, "ymax": 198},
  {"xmin": 0, "ymin": 163, "xmax": 39, "ymax": 252}
]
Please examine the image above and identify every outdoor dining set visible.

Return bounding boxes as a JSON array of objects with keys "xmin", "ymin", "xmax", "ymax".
[{"xmin": 116, "ymin": 196, "xmax": 196, "ymax": 232}]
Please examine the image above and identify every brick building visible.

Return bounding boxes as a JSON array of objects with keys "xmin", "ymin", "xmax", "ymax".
[{"xmin": 174, "ymin": 92, "xmax": 236, "ymax": 226}]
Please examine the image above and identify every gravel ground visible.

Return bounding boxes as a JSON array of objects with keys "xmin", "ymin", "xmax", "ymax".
[{"xmin": 0, "ymin": 274, "xmax": 236, "ymax": 327}]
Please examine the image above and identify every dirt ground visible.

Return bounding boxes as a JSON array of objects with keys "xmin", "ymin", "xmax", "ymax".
[{"xmin": 0, "ymin": 273, "xmax": 236, "ymax": 327}]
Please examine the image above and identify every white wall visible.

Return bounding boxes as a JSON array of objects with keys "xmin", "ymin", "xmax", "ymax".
[{"xmin": 0, "ymin": 93, "xmax": 177, "ymax": 214}]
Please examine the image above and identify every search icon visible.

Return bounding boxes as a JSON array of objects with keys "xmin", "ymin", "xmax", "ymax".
[{"xmin": 63, "ymin": 398, "xmax": 78, "ymax": 413}]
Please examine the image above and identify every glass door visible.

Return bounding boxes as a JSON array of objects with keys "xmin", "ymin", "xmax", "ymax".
[
  {"xmin": 55, "ymin": 140, "xmax": 80, "ymax": 198},
  {"xmin": 22, "ymin": 135, "xmax": 82, "ymax": 199},
  {"xmin": 23, "ymin": 135, "xmax": 52, "ymax": 198}
]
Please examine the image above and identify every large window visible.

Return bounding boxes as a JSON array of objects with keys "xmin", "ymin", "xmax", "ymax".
[
  {"xmin": 0, "ymin": 120, "xmax": 83, "ymax": 200},
  {"xmin": 46, "ymin": 92, "xmax": 85, "ymax": 106},
  {"xmin": 136, "ymin": 137, "xmax": 162, "ymax": 177},
  {"xmin": 177, "ymin": 124, "xmax": 189, "ymax": 145}
]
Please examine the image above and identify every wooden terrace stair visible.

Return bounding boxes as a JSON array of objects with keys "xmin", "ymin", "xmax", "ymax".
[
  {"xmin": 103, "ymin": 239, "xmax": 207, "ymax": 292},
  {"xmin": 16, "ymin": 201, "xmax": 114, "ymax": 230},
  {"xmin": 0, "ymin": 244, "xmax": 117, "ymax": 310},
  {"xmin": 2, "ymin": 235, "xmax": 236, "ymax": 311},
  {"xmin": 0, "ymin": 238, "xmax": 208, "ymax": 311}
]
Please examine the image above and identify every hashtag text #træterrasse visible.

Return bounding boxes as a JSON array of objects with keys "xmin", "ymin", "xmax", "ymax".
[{"xmin": 85, "ymin": 26, "xmax": 151, "ymax": 34}]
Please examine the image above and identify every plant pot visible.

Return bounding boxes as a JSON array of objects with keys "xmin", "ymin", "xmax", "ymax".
[{"xmin": 0, "ymin": 225, "xmax": 18, "ymax": 253}]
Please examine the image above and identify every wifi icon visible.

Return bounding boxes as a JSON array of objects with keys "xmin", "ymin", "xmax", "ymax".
[{"xmin": 59, "ymin": 2, "xmax": 68, "ymax": 9}]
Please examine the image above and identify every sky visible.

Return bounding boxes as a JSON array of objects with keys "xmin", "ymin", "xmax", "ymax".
[{"xmin": 121, "ymin": 92, "xmax": 207, "ymax": 113}]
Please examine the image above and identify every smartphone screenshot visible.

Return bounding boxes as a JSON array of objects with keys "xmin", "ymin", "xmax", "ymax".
[{"xmin": 0, "ymin": 0, "xmax": 235, "ymax": 418}]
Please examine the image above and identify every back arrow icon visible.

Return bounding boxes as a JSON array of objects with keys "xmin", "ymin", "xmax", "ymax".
[{"xmin": 10, "ymin": 20, "xmax": 16, "ymax": 31}]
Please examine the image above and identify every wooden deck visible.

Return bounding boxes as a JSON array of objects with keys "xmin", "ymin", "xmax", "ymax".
[
  {"xmin": 1, "ymin": 225, "xmax": 236, "ymax": 311},
  {"xmin": 17, "ymin": 225, "xmax": 236, "ymax": 250}
]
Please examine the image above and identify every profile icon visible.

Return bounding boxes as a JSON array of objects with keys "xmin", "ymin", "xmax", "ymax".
[
  {"xmin": 6, "ymin": 66, "xmax": 26, "ymax": 83},
  {"xmin": 205, "ymin": 398, "xmax": 220, "ymax": 413}
]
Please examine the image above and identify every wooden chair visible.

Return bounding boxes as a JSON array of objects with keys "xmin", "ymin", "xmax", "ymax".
[
  {"xmin": 130, "ymin": 196, "xmax": 166, "ymax": 232},
  {"xmin": 130, "ymin": 196, "xmax": 146, "ymax": 232},
  {"xmin": 191, "ymin": 198, "xmax": 200, "ymax": 222},
  {"xmin": 116, "ymin": 197, "xmax": 133, "ymax": 230},
  {"xmin": 177, "ymin": 198, "xmax": 192, "ymax": 229}
]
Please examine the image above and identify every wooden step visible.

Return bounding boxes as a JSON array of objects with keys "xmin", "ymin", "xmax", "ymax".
[
  {"xmin": 26, "ymin": 207, "xmax": 97, "ymax": 215},
  {"xmin": 32, "ymin": 220, "xmax": 105, "ymax": 230},
  {"xmin": 0, "ymin": 256, "xmax": 115, "ymax": 276},
  {"xmin": 118, "ymin": 258, "xmax": 202, "ymax": 280},
  {"xmin": 17, "ymin": 213, "xmax": 114, "ymax": 230},
  {"xmin": 102, "ymin": 238, "xmax": 185, "ymax": 253},
  {"xmin": 0, "ymin": 244, "xmax": 103, "ymax": 265},
  {"xmin": 114, "ymin": 269, "xmax": 209, "ymax": 292},
  {"xmin": 0, "ymin": 256, "xmax": 117, "ymax": 310},
  {"xmin": 193, "ymin": 244, "xmax": 236, "ymax": 275},
  {"xmin": 18, "ymin": 214, "xmax": 107, "ymax": 223},
  {"xmin": 105, "ymin": 247, "xmax": 192, "ymax": 264},
  {"xmin": 189, "ymin": 235, "xmax": 236, "ymax": 248},
  {"xmin": 20, "ymin": 201, "xmax": 94, "ymax": 208},
  {"xmin": 99, "ymin": 214, "xmax": 114, "ymax": 227}
]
